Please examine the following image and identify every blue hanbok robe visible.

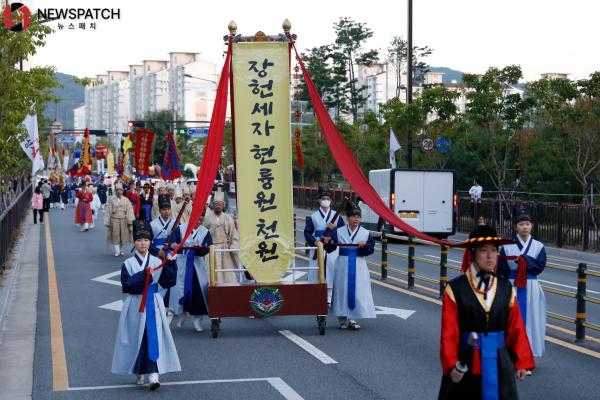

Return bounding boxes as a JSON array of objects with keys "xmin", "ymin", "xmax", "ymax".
[
  {"xmin": 149, "ymin": 217, "xmax": 181, "ymax": 308},
  {"xmin": 170, "ymin": 224, "xmax": 212, "ymax": 316},
  {"xmin": 498, "ymin": 236, "xmax": 547, "ymax": 357},
  {"xmin": 111, "ymin": 252, "xmax": 181, "ymax": 375},
  {"xmin": 326, "ymin": 226, "xmax": 376, "ymax": 320},
  {"xmin": 304, "ymin": 208, "xmax": 345, "ymax": 286}
]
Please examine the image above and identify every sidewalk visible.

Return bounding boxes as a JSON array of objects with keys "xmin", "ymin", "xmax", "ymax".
[{"xmin": 0, "ymin": 212, "xmax": 40, "ymax": 400}]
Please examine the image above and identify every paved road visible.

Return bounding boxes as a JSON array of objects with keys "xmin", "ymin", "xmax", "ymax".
[{"xmin": 28, "ymin": 206, "xmax": 600, "ymax": 399}]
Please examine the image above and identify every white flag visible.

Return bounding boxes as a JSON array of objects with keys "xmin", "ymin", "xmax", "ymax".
[
  {"xmin": 389, "ymin": 128, "xmax": 402, "ymax": 168},
  {"xmin": 20, "ymin": 113, "xmax": 45, "ymax": 175}
]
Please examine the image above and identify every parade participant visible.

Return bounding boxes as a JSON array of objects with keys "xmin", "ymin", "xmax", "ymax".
[
  {"xmin": 166, "ymin": 183, "xmax": 176, "ymax": 201},
  {"xmin": 50, "ymin": 177, "xmax": 62, "ymax": 209},
  {"xmin": 139, "ymin": 182, "xmax": 154, "ymax": 222},
  {"xmin": 90, "ymin": 185, "xmax": 102, "ymax": 229},
  {"xmin": 75, "ymin": 183, "xmax": 94, "ymax": 232},
  {"xmin": 170, "ymin": 187, "xmax": 187, "ymax": 224},
  {"xmin": 171, "ymin": 212, "xmax": 212, "ymax": 332},
  {"xmin": 202, "ymin": 190, "xmax": 240, "ymax": 283},
  {"xmin": 152, "ymin": 181, "xmax": 167, "ymax": 220},
  {"xmin": 323, "ymin": 202, "xmax": 375, "ymax": 330},
  {"xmin": 97, "ymin": 176, "xmax": 108, "ymax": 210},
  {"xmin": 126, "ymin": 181, "xmax": 142, "ymax": 219},
  {"xmin": 439, "ymin": 225, "xmax": 534, "ymax": 400},
  {"xmin": 149, "ymin": 195, "xmax": 182, "ymax": 323},
  {"xmin": 104, "ymin": 182, "xmax": 136, "ymax": 257},
  {"xmin": 304, "ymin": 186, "xmax": 345, "ymax": 303},
  {"xmin": 181, "ymin": 185, "xmax": 193, "ymax": 223},
  {"xmin": 59, "ymin": 181, "xmax": 69, "ymax": 209},
  {"xmin": 111, "ymin": 220, "xmax": 180, "ymax": 390},
  {"xmin": 32, "ymin": 186, "xmax": 44, "ymax": 224},
  {"xmin": 497, "ymin": 206, "xmax": 547, "ymax": 361}
]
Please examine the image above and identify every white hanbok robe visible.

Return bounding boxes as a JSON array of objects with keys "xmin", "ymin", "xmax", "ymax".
[
  {"xmin": 499, "ymin": 236, "xmax": 547, "ymax": 357},
  {"xmin": 303, "ymin": 208, "xmax": 345, "ymax": 286},
  {"xmin": 170, "ymin": 224, "xmax": 212, "ymax": 316},
  {"xmin": 111, "ymin": 252, "xmax": 181, "ymax": 375},
  {"xmin": 91, "ymin": 193, "xmax": 101, "ymax": 223},
  {"xmin": 328, "ymin": 226, "xmax": 376, "ymax": 320}
]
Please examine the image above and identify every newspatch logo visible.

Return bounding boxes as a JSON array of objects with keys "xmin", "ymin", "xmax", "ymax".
[{"xmin": 2, "ymin": 2, "xmax": 31, "ymax": 32}]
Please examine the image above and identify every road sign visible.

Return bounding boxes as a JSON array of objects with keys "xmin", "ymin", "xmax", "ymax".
[
  {"xmin": 187, "ymin": 128, "xmax": 209, "ymax": 136},
  {"xmin": 56, "ymin": 136, "xmax": 76, "ymax": 143},
  {"xmin": 420, "ymin": 137, "xmax": 434, "ymax": 153},
  {"xmin": 435, "ymin": 137, "xmax": 453, "ymax": 154}
]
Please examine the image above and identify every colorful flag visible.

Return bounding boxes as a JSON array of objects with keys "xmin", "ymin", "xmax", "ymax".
[
  {"xmin": 134, "ymin": 128, "xmax": 155, "ymax": 177},
  {"xmin": 123, "ymin": 132, "xmax": 133, "ymax": 153},
  {"xmin": 161, "ymin": 131, "xmax": 182, "ymax": 181},
  {"xmin": 389, "ymin": 128, "xmax": 402, "ymax": 168},
  {"xmin": 106, "ymin": 150, "xmax": 115, "ymax": 176},
  {"xmin": 77, "ymin": 128, "xmax": 92, "ymax": 176},
  {"xmin": 20, "ymin": 113, "xmax": 45, "ymax": 175}
]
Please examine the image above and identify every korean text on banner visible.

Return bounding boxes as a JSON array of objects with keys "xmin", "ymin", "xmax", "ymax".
[{"xmin": 233, "ymin": 41, "xmax": 294, "ymax": 283}]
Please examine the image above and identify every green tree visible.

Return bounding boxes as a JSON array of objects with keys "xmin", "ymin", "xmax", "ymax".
[
  {"xmin": 331, "ymin": 17, "xmax": 379, "ymax": 120},
  {"xmin": 387, "ymin": 36, "xmax": 433, "ymax": 97},
  {"xmin": 528, "ymin": 73, "xmax": 600, "ymax": 204},
  {"xmin": 462, "ymin": 65, "xmax": 533, "ymax": 198},
  {"xmin": 0, "ymin": 16, "xmax": 59, "ymax": 177}
]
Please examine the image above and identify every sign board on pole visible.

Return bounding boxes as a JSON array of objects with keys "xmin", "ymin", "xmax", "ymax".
[
  {"xmin": 435, "ymin": 137, "xmax": 453, "ymax": 154},
  {"xmin": 56, "ymin": 136, "xmax": 76, "ymax": 143},
  {"xmin": 187, "ymin": 128, "xmax": 209, "ymax": 136},
  {"xmin": 420, "ymin": 137, "xmax": 434, "ymax": 153}
]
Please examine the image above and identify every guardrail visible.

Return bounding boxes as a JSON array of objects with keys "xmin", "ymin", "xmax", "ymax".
[
  {"xmin": 293, "ymin": 213, "xmax": 600, "ymax": 343},
  {"xmin": 0, "ymin": 181, "xmax": 32, "ymax": 273}
]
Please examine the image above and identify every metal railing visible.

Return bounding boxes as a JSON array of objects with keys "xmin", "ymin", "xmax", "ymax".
[
  {"xmin": 293, "ymin": 213, "xmax": 600, "ymax": 343},
  {"xmin": 293, "ymin": 186, "xmax": 600, "ymax": 252},
  {"xmin": 0, "ymin": 178, "xmax": 32, "ymax": 273}
]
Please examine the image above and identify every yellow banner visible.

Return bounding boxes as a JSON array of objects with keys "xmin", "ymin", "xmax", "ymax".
[
  {"xmin": 233, "ymin": 41, "xmax": 293, "ymax": 283},
  {"xmin": 107, "ymin": 150, "xmax": 115, "ymax": 176}
]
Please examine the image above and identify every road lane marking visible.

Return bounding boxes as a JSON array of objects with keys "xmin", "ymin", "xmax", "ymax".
[
  {"xmin": 279, "ymin": 330, "xmax": 338, "ymax": 364},
  {"xmin": 375, "ymin": 306, "xmax": 415, "ymax": 319},
  {"xmin": 99, "ymin": 300, "xmax": 123, "ymax": 312},
  {"xmin": 91, "ymin": 270, "xmax": 121, "ymax": 286},
  {"xmin": 545, "ymin": 336, "xmax": 600, "ymax": 359},
  {"xmin": 68, "ymin": 377, "xmax": 304, "ymax": 399},
  {"xmin": 45, "ymin": 218, "xmax": 69, "ymax": 391},
  {"xmin": 547, "ymin": 323, "xmax": 600, "ymax": 345}
]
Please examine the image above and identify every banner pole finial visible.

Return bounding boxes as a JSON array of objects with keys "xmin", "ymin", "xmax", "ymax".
[
  {"xmin": 282, "ymin": 19, "xmax": 291, "ymax": 34},
  {"xmin": 228, "ymin": 20, "xmax": 237, "ymax": 35}
]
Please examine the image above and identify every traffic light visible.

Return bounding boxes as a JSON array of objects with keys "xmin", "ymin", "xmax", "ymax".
[
  {"xmin": 177, "ymin": 128, "xmax": 186, "ymax": 134},
  {"xmin": 128, "ymin": 120, "xmax": 145, "ymax": 128}
]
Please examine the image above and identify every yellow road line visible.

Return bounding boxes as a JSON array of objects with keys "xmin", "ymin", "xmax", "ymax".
[
  {"xmin": 547, "ymin": 323, "xmax": 600, "ymax": 345},
  {"xmin": 545, "ymin": 336, "xmax": 600, "ymax": 359},
  {"xmin": 45, "ymin": 218, "xmax": 69, "ymax": 391}
]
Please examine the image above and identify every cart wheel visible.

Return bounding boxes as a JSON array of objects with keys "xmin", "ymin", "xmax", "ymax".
[
  {"xmin": 211, "ymin": 319, "xmax": 219, "ymax": 338},
  {"xmin": 317, "ymin": 316, "xmax": 326, "ymax": 335}
]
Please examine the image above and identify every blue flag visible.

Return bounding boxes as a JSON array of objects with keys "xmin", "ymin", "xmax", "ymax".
[{"xmin": 161, "ymin": 132, "xmax": 182, "ymax": 181}]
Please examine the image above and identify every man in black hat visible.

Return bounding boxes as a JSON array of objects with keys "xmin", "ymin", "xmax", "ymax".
[
  {"xmin": 323, "ymin": 201, "xmax": 375, "ymax": 330},
  {"xmin": 439, "ymin": 225, "xmax": 534, "ymax": 400},
  {"xmin": 497, "ymin": 205, "xmax": 547, "ymax": 362},
  {"xmin": 304, "ymin": 186, "xmax": 345, "ymax": 302},
  {"xmin": 111, "ymin": 219, "xmax": 181, "ymax": 390}
]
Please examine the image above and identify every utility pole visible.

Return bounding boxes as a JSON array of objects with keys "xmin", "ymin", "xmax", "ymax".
[{"xmin": 406, "ymin": 0, "xmax": 413, "ymax": 169}]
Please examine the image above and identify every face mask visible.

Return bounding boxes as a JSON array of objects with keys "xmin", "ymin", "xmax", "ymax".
[{"xmin": 320, "ymin": 200, "xmax": 331, "ymax": 208}]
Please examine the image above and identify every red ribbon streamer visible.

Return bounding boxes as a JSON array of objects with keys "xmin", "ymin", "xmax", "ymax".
[
  {"xmin": 294, "ymin": 128, "xmax": 304, "ymax": 168},
  {"xmin": 292, "ymin": 44, "xmax": 452, "ymax": 246},
  {"xmin": 139, "ymin": 42, "xmax": 232, "ymax": 312}
]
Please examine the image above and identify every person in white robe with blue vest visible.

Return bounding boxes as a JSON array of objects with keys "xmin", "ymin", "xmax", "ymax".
[
  {"xmin": 171, "ymin": 213, "xmax": 212, "ymax": 332},
  {"xmin": 323, "ymin": 202, "xmax": 376, "ymax": 330},
  {"xmin": 304, "ymin": 186, "xmax": 345, "ymax": 303},
  {"xmin": 497, "ymin": 205, "xmax": 547, "ymax": 361},
  {"xmin": 111, "ymin": 220, "xmax": 180, "ymax": 390},
  {"xmin": 149, "ymin": 195, "xmax": 182, "ymax": 324}
]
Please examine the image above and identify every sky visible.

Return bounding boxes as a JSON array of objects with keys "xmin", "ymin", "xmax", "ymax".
[{"xmin": 28, "ymin": 0, "xmax": 600, "ymax": 82}]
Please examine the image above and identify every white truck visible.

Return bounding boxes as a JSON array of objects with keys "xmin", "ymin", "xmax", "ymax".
[{"xmin": 360, "ymin": 169, "xmax": 456, "ymax": 239}]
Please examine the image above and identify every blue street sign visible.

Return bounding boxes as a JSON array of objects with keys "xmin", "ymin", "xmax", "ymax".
[
  {"xmin": 187, "ymin": 128, "xmax": 209, "ymax": 136},
  {"xmin": 56, "ymin": 136, "xmax": 76, "ymax": 143},
  {"xmin": 435, "ymin": 137, "xmax": 452, "ymax": 154}
]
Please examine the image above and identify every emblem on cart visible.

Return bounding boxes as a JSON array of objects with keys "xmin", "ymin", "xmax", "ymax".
[{"xmin": 249, "ymin": 287, "xmax": 284, "ymax": 316}]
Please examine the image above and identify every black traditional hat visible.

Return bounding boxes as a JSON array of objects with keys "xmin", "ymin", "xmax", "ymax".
[
  {"xmin": 158, "ymin": 194, "xmax": 171, "ymax": 209},
  {"xmin": 318, "ymin": 185, "xmax": 332, "ymax": 198},
  {"xmin": 345, "ymin": 201, "xmax": 362, "ymax": 217},
  {"xmin": 514, "ymin": 204, "xmax": 531, "ymax": 223},
  {"xmin": 133, "ymin": 220, "xmax": 152, "ymax": 241},
  {"xmin": 456, "ymin": 225, "xmax": 514, "ymax": 272}
]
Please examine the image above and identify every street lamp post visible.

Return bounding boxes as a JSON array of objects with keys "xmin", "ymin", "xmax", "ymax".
[{"xmin": 407, "ymin": 0, "xmax": 414, "ymax": 169}]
